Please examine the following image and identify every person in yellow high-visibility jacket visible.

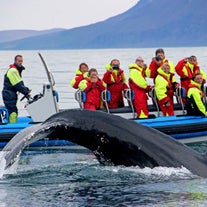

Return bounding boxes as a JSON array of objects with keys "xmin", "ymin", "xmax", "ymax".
[
  {"xmin": 186, "ymin": 73, "xmax": 207, "ymax": 116},
  {"xmin": 70, "ymin": 63, "xmax": 89, "ymax": 89},
  {"xmin": 175, "ymin": 56, "xmax": 206, "ymax": 104},
  {"xmin": 2, "ymin": 55, "xmax": 30, "ymax": 123},
  {"xmin": 155, "ymin": 63, "xmax": 179, "ymax": 116},
  {"xmin": 129, "ymin": 57, "xmax": 152, "ymax": 118}
]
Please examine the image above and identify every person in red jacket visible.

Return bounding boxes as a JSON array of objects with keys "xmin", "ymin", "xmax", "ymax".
[
  {"xmin": 78, "ymin": 68, "xmax": 105, "ymax": 110},
  {"xmin": 175, "ymin": 56, "xmax": 206, "ymax": 96},
  {"xmin": 129, "ymin": 57, "xmax": 152, "ymax": 118},
  {"xmin": 145, "ymin": 48, "xmax": 175, "ymax": 81},
  {"xmin": 102, "ymin": 59, "xmax": 128, "ymax": 108},
  {"xmin": 70, "ymin": 63, "xmax": 89, "ymax": 89}
]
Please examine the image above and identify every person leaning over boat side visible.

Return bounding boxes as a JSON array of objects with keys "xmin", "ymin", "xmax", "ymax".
[
  {"xmin": 102, "ymin": 59, "xmax": 128, "ymax": 108},
  {"xmin": 155, "ymin": 63, "xmax": 179, "ymax": 116},
  {"xmin": 70, "ymin": 62, "xmax": 89, "ymax": 89},
  {"xmin": 2, "ymin": 55, "xmax": 30, "ymax": 123},
  {"xmin": 186, "ymin": 73, "xmax": 207, "ymax": 116},
  {"xmin": 78, "ymin": 68, "xmax": 106, "ymax": 110},
  {"xmin": 145, "ymin": 48, "xmax": 175, "ymax": 80},
  {"xmin": 128, "ymin": 57, "xmax": 152, "ymax": 118},
  {"xmin": 175, "ymin": 56, "xmax": 206, "ymax": 101}
]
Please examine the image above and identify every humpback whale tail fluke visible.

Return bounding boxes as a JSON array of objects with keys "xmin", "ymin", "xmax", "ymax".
[{"xmin": 1, "ymin": 109, "xmax": 207, "ymax": 178}]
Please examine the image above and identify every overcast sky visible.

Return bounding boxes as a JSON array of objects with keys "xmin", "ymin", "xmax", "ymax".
[{"xmin": 0, "ymin": 0, "xmax": 139, "ymax": 31}]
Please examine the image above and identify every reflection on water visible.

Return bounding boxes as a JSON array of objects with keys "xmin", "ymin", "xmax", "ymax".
[{"xmin": 0, "ymin": 147, "xmax": 206, "ymax": 207}]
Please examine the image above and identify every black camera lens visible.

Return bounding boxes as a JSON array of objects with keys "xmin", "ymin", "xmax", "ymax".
[
  {"xmin": 155, "ymin": 56, "xmax": 162, "ymax": 61},
  {"xmin": 112, "ymin": 65, "xmax": 119, "ymax": 70}
]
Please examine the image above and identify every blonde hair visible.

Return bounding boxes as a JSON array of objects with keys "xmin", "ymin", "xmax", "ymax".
[{"xmin": 162, "ymin": 63, "xmax": 170, "ymax": 70}]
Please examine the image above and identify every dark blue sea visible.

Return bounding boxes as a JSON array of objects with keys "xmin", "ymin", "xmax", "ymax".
[{"xmin": 0, "ymin": 48, "xmax": 207, "ymax": 206}]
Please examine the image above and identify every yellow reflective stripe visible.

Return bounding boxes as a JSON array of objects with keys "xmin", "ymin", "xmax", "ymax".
[
  {"xmin": 145, "ymin": 67, "xmax": 151, "ymax": 78},
  {"xmin": 200, "ymin": 69, "xmax": 206, "ymax": 81},
  {"xmin": 78, "ymin": 79, "xmax": 88, "ymax": 91},
  {"xmin": 70, "ymin": 78, "xmax": 76, "ymax": 87},
  {"xmin": 155, "ymin": 76, "xmax": 168, "ymax": 101},
  {"xmin": 139, "ymin": 110, "xmax": 148, "ymax": 118},
  {"xmin": 7, "ymin": 68, "xmax": 22, "ymax": 86},
  {"xmin": 168, "ymin": 61, "xmax": 175, "ymax": 73},
  {"xmin": 129, "ymin": 69, "xmax": 147, "ymax": 88}
]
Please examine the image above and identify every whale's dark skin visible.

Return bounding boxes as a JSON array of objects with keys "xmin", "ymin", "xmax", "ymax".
[{"xmin": 2, "ymin": 109, "xmax": 207, "ymax": 177}]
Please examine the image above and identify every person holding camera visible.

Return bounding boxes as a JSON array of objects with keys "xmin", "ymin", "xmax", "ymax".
[
  {"xmin": 128, "ymin": 57, "xmax": 152, "ymax": 118},
  {"xmin": 155, "ymin": 63, "xmax": 179, "ymax": 116},
  {"xmin": 78, "ymin": 68, "xmax": 105, "ymax": 110},
  {"xmin": 102, "ymin": 59, "xmax": 128, "ymax": 108},
  {"xmin": 175, "ymin": 56, "xmax": 206, "ymax": 101},
  {"xmin": 145, "ymin": 48, "xmax": 175, "ymax": 80}
]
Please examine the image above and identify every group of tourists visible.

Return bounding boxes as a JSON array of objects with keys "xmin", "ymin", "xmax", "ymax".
[
  {"xmin": 2, "ymin": 48, "xmax": 207, "ymax": 124},
  {"xmin": 70, "ymin": 48, "xmax": 207, "ymax": 118}
]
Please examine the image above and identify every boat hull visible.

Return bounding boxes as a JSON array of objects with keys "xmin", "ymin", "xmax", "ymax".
[{"xmin": 0, "ymin": 115, "xmax": 207, "ymax": 148}]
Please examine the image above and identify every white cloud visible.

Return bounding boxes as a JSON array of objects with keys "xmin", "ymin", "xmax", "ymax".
[{"xmin": 0, "ymin": 0, "xmax": 139, "ymax": 30}]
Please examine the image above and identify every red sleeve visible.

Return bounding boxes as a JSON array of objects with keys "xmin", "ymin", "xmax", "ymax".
[
  {"xmin": 83, "ymin": 81, "xmax": 92, "ymax": 93},
  {"xmin": 73, "ymin": 74, "xmax": 84, "ymax": 89},
  {"xmin": 102, "ymin": 71, "xmax": 113, "ymax": 84},
  {"xmin": 175, "ymin": 59, "xmax": 186, "ymax": 77},
  {"xmin": 149, "ymin": 60, "xmax": 159, "ymax": 78},
  {"xmin": 96, "ymin": 79, "xmax": 106, "ymax": 91}
]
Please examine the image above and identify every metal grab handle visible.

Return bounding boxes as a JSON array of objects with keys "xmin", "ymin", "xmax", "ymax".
[
  {"xmin": 148, "ymin": 88, "xmax": 160, "ymax": 117},
  {"xmin": 101, "ymin": 90, "xmax": 110, "ymax": 113},
  {"xmin": 174, "ymin": 87, "xmax": 185, "ymax": 115},
  {"xmin": 74, "ymin": 90, "xmax": 84, "ymax": 109},
  {"xmin": 123, "ymin": 89, "xmax": 136, "ymax": 119}
]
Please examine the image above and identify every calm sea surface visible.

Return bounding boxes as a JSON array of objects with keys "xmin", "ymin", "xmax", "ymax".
[{"xmin": 0, "ymin": 48, "xmax": 207, "ymax": 206}]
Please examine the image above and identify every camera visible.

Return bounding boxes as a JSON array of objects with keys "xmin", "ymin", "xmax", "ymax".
[
  {"xmin": 112, "ymin": 65, "xmax": 119, "ymax": 70},
  {"xmin": 155, "ymin": 56, "xmax": 162, "ymax": 62}
]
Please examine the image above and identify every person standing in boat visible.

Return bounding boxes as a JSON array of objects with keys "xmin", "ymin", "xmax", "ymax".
[
  {"xmin": 145, "ymin": 48, "xmax": 175, "ymax": 80},
  {"xmin": 102, "ymin": 59, "xmax": 128, "ymax": 108},
  {"xmin": 175, "ymin": 56, "xmax": 206, "ymax": 102},
  {"xmin": 128, "ymin": 57, "xmax": 152, "ymax": 118},
  {"xmin": 2, "ymin": 55, "xmax": 30, "ymax": 123},
  {"xmin": 78, "ymin": 68, "xmax": 106, "ymax": 110},
  {"xmin": 155, "ymin": 63, "xmax": 179, "ymax": 116},
  {"xmin": 186, "ymin": 73, "xmax": 207, "ymax": 116},
  {"xmin": 70, "ymin": 62, "xmax": 89, "ymax": 89}
]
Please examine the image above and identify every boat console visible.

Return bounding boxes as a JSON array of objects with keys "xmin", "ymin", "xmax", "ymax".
[{"xmin": 26, "ymin": 83, "xmax": 59, "ymax": 122}]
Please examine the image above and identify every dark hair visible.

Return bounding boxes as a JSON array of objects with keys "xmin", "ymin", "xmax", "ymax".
[
  {"xmin": 155, "ymin": 48, "xmax": 164, "ymax": 56},
  {"xmin": 14, "ymin": 55, "xmax": 23, "ymax": 61},
  {"xmin": 192, "ymin": 72, "xmax": 201, "ymax": 81},
  {"xmin": 88, "ymin": 68, "xmax": 97, "ymax": 76},
  {"xmin": 110, "ymin": 59, "xmax": 120, "ymax": 65},
  {"xmin": 155, "ymin": 56, "xmax": 162, "ymax": 61},
  {"xmin": 188, "ymin": 56, "xmax": 197, "ymax": 62},
  {"xmin": 79, "ymin": 63, "xmax": 88, "ymax": 69}
]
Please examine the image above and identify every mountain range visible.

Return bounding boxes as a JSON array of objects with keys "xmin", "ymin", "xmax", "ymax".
[{"xmin": 0, "ymin": 0, "xmax": 206, "ymax": 50}]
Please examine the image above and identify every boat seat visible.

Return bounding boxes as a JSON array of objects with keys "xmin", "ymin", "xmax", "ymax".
[{"xmin": 0, "ymin": 107, "xmax": 9, "ymax": 124}]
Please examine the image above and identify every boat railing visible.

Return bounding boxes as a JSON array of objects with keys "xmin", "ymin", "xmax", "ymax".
[
  {"xmin": 174, "ymin": 87, "xmax": 186, "ymax": 115},
  {"xmin": 148, "ymin": 88, "xmax": 161, "ymax": 117},
  {"xmin": 74, "ymin": 90, "xmax": 84, "ymax": 109},
  {"xmin": 122, "ymin": 89, "xmax": 136, "ymax": 118},
  {"xmin": 74, "ymin": 88, "xmax": 187, "ymax": 117},
  {"xmin": 202, "ymin": 84, "xmax": 207, "ymax": 107},
  {"xmin": 101, "ymin": 90, "xmax": 110, "ymax": 113}
]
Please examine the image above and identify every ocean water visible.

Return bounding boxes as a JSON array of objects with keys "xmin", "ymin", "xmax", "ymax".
[{"xmin": 0, "ymin": 48, "xmax": 207, "ymax": 206}]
